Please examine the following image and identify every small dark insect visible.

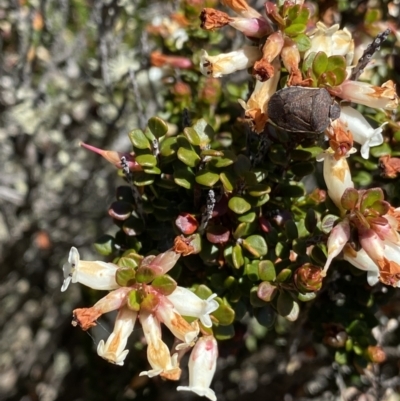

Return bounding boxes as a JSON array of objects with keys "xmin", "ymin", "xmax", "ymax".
[{"xmin": 267, "ymin": 87, "xmax": 340, "ymax": 134}]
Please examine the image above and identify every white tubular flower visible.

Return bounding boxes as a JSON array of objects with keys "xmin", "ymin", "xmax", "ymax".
[
  {"xmin": 343, "ymin": 245, "xmax": 380, "ymax": 286},
  {"xmin": 139, "ymin": 310, "xmax": 181, "ymax": 381},
  {"xmin": 305, "ymin": 22, "xmax": 354, "ymax": 65},
  {"xmin": 61, "ymin": 247, "xmax": 119, "ymax": 292},
  {"xmin": 238, "ymin": 58, "xmax": 280, "ymax": 133},
  {"xmin": 317, "ymin": 149, "xmax": 355, "ymax": 214},
  {"xmin": 177, "ymin": 335, "xmax": 218, "ymax": 401},
  {"xmin": 199, "ymin": 46, "xmax": 262, "ymax": 78},
  {"xmin": 322, "ymin": 218, "xmax": 351, "ymax": 276},
  {"xmin": 332, "ymin": 80, "xmax": 399, "ymax": 110},
  {"xmin": 73, "ymin": 287, "xmax": 131, "ymax": 331},
  {"xmin": 97, "ymin": 306, "xmax": 137, "ymax": 366},
  {"xmin": 166, "ymin": 287, "xmax": 219, "ymax": 328},
  {"xmin": 155, "ymin": 295, "xmax": 199, "ymax": 346},
  {"xmin": 337, "ymin": 106, "xmax": 385, "ymax": 159}
]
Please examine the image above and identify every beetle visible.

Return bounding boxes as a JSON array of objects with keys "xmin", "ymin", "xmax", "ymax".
[{"xmin": 267, "ymin": 87, "xmax": 341, "ymax": 134}]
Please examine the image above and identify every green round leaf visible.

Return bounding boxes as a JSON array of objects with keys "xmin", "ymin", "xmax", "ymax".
[
  {"xmin": 242, "ymin": 235, "xmax": 268, "ymax": 257},
  {"xmin": 152, "ymin": 274, "xmax": 177, "ymax": 296},
  {"xmin": 313, "ymin": 51, "xmax": 329, "ymax": 77},
  {"xmin": 232, "ymin": 243, "xmax": 244, "ymax": 269},
  {"xmin": 174, "ymin": 168, "xmax": 195, "ymax": 189},
  {"xmin": 94, "ymin": 234, "xmax": 115, "ymax": 256},
  {"xmin": 284, "ymin": 23, "xmax": 306, "ymax": 36},
  {"xmin": 177, "ymin": 147, "xmax": 201, "ymax": 167},
  {"xmin": 257, "ymin": 281, "xmax": 278, "ymax": 302},
  {"xmin": 116, "ymin": 267, "xmax": 136, "ymax": 287},
  {"xmin": 258, "ymin": 260, "xmax": 276, "ymax": 282},
  {"xmin": 160, "ymin": 137, "xmax": 178, "ymax": 157},
  {"xmin": 228, "ymin": 196, "xmax": 251, "ymax": 214},
  {"xmin": 195, "ymin": 170, "xmax": 220, "ymax": 186},
  {"xmin": 293, "ymin": 33, "xmax": 311, "ymax": 52},
  {"xmin": 148, "ymin": 116, "xmax": 168, "ymax": 138},
  {"xmin": 127, "ymin": 289, "xmax": 141, "ymax": 312},
  {"xmin": 129, "ymin": 129, "xmax": 151, "ymax": 149},
  {"xmin": 136, "ymin": 154, "xmax": 157, "ymax": 167}
]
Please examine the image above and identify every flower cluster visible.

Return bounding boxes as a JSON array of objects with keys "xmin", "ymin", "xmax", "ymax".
[{"xmin": 62, "ymin": 247, "xmax": 219, "ymax": 400}]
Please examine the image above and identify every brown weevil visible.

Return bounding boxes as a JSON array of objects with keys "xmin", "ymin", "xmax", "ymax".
[{"xmin": 267, "ymin": 87, "xmax": 340, "ymax": 134}]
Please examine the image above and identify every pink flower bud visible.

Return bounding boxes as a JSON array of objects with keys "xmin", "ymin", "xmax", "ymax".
[
  {"xmin": 80, "ymin": 142, "xmax": 141, "ymax": 171},
  {"xmin": 294, "ymin": 264, "xmax": 324, "ymax": 292},
  {"xmin": 177, "ymin": 336, "xmax": 218, "ymax": 401}
]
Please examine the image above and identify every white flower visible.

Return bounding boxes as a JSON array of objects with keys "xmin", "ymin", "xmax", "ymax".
[
  {"xmin": 167, "ymin": 287, "xmax": 219, "ymax": 328},
  {"xmin": 199, "ymin": 46, "xmax": 262, "ymax": 78},
  {"xmin": 332, "ymin": 80, "xmax": 399, "ymax": 110},
  {"xmin": 61, "ymin": 247, "xmax": 119, "ymax": 292},
  {"xmin": 316, "ymin": 149, "xmax": 355, "ymax": 214},
  {"xmin": 139, "ymin": 310, "xmax": 181, "ymax": 380},
  {"xmin": 97, "ymin": 306, "xmax": 137, "ymax": 366},
  {"xmin": 337, "ymin": 106, "xmax": 385, "ymax": 159},
  {"xmin": 305, "ymin": 22, "xmax": 354, "ymax": 65},
  {"xmin": 322, "ymin": 218, "xmax": 351, "ymax": 276},
  {"xmin": 343, "ymin": 245, "xmax": 380, "ymax": 286},
  {"xmin": 155, "ymin": 295, "xmax": 199, "ymax": 346},
  {"xmin": 177, "ymin": 335, "xmax": 218, "ymax": 401}
]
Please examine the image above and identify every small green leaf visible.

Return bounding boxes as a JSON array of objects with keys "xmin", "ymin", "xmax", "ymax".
[
  {"xmin": 302, "ymin": 52, "xmax": 316, "ymax": 74},
  {"xmin": 160, "ymin": 137, "xmax": 178, "ymax": 157},
  {"xmin": 257, "ymin": 281, "xmax": 278, "ymax": 302},
  {"xmin": 220, "ymin": 170, "xmax": 236, "ymax": 193},
  {"xmin": 247, "ymin": 183, "xmax": 271, "ymax": 197},
  {"xmin": 242, "ymin": 235, "xmax": 268, "ymax": 257},
  {"xmin": 298, "ymin": 292, "xmax": 316, "ymax": 302},
  {"xmin": 132, "ymin": 172, "xmax": 154, "ymax": 186},
  {"xmin": 293, "ymin": 33, "xmax": 311, "ymax": 52},
  {"xmin": 360, "ymin": 188, "xmax": 384, "ymax": 213},
  {"xmin": 116, "ymin": 267, "xmax": 136, "ymax": 287},
  {"xmin": 195, "ymin": 170, "xmax": 220, "ymax": 186},
  {"xmin": 245, "ymin": 260, "xmax": 260, "ymax": 281},
  {"xmin": 321, "ymin": 214, "xmax": 339, "ymax": 234},
  {"xmin": 228, "ymin": 196, "xmax": 251, "ymax": 214},
  {"xmin": 275, "ymin": 268, "xmax": 292, "ymax": 283},
  {"xmin": 94, "ymin": 234, "xmax": 115, "ymax": 256},
  {"xmin": 212, "ymin": 299, "xmax": 235, "ymax": 325},
  {"xmin": 192, "ymin": 119, "xmax": 214, "ymax": 148},
  {"xmin": 277, "ymin": 291, "xmax": 299, "ymax": 321},
  {"xmin": 174, "ymin": 168, "xmax": 195, "ymax": 189},
  {"xmin": 183, "ymin": 127, "xmax": 201, "ymax": 146},
  {"xmin": 127, "ymin": 289, "xmax": 141, "ymax": 312},
  {"xmin": 313, "ymin": 51, "xmax": 328, "ymax": 77},
  {"xmin": 233, "ymin": 221, "xmax": 257, "ymax": 239},
  {"xmin": 284, "ymin": 23, "xmax": 306, "ymax": 36},
  {"xmin": 177, "ymin": 147, "xmax": 201, "ymax": 167},
  {"xmin": 341, "ymin": 187, "xmax": 359, "ymax": 210},
  {"xmin": 135, "ymin": 154, "xmax": 157, "ymax": 167},
  {"xmin": 147, "ymin": 116, "xmax": 168, "ymax": 138},
  {"xmin": 326, "ymin": 55, "xmax": 347, "ymax": 71},
  {"xmin": 232, "ymin": 244, "xmax": 244, "ymax": 269},
  {"xmin": 258, "ymin": 260, "xmax": 276, "ymax": 282},
  {"xmin": 129, "ymin": 129, "xmax": 151, "ymax": 149},
  {"xmin": 152, "ymin": 274, "xmax": 177, "ymax": 296},
  {"xmin": 122, "ymin": 214, "xmax": 145, "ymax": 236}
]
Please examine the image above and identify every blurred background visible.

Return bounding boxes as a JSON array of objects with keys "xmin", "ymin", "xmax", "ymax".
[{"xmin": 1, "ymin": 1, "xmax": 400, "ymax": 401}]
